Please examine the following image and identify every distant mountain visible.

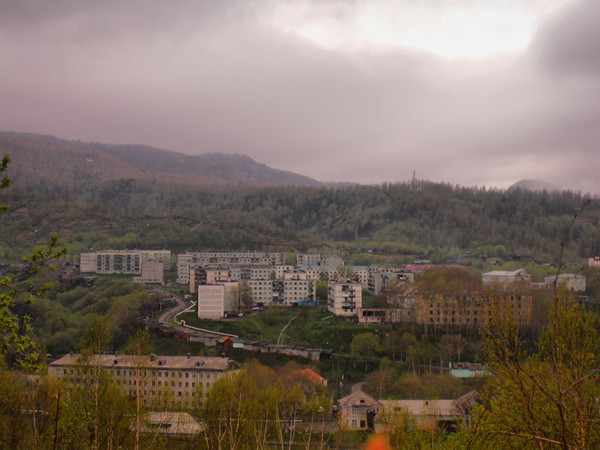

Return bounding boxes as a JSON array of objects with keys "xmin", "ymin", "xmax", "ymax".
[
  {"xmin": 508, "ymin": 179, "xmax": 559, "ymax": 193},
  {"xmin": 0, "ymin": 131, "xmax": 325, "ymax": 189}
]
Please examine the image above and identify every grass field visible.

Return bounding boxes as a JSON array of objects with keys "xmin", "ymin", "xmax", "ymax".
[{"xmin": 177, "ymin": 305, "xmax": 382, "ymax": 353}]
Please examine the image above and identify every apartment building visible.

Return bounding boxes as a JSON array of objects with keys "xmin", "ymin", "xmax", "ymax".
[
  {"xmin": 414, "ymin": 293, "xmax": 533, "ymax": 327},
  {"xmin": 177, "ymin": 252, "xmax": 285, "ymax": 284},
  {"xmin": 298, "ymin": 265, "xmax": 371, "ymax": 290},
  {"xmin": 197, "ymin": 283, "xmax": 238, "ymax": 319},
  {"xmin": 367, "ymin": 269, "xmax": 415, "ymax": 295},
  {"xmin": 48, "ymin": 353, "xmax": 239, "ymax": 410},
  {"xmin": 327, "ymin": 279, "xmax": 362, "ymax": 317},
  {"xmin": 80, "ymin": 250, "xmax": 170, "ymax": 274},
  {"xmin": 133, "ymin": 260, "xmax": 164, "ymax": 284},
  {"xmin": 297, "ymin": 253, "xmax": 344, "ymax": 267}
]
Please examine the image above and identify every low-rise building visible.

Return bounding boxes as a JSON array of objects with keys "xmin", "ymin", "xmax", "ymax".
[
  {"xmin": 337, "ymin": 390, "xmax": 382, "ymax": 430},
  {"xmin": 376, "ymin": 391, "xmax": 479, "ymax": 431},
  {"xmin": 543, "ymin": 273, "xmax": 586, "ymax": 292},
  {"xmin": 49, "ymin": 353, "xmax": 239, "ymax": 410},
  {"xmin": 588, "ymin": 257, "xmax": 600, "ymax": 268},
  {"xmin": 482, "ymin": 269, "xmax": 530, "ymax": 286}
]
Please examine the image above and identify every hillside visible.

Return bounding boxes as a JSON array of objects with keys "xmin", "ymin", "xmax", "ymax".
[
  {"xmin": 0, "ymin": 131, "xmax": 323, "ymax": 189},
  {"xmin": 1, "ymin": 132, "xmax": 598, "ymax": 268}
]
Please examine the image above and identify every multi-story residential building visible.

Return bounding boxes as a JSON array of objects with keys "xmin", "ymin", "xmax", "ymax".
[
  {"xmin": 414, "ymin": 293, "xmax": 533, "ymax": 327},
  {"xmin": 543, "ymin": 273, "xmax": 586, "ymax": 292},
  {"xmin": 297, "ymin": 253, "xmax": 344, "ymax": 267},
  {"xmin": 482, "ymin": 269, "xmax": 530, "ymax": 286},
  {"xmin": 367, "ymin": 269, "xmax": 415, "ymax": 295},
  {"xmin": 247, "ymin": 276, "xmax": 316, "ymax": 306},
  {"xmin": 48, "ymin": 353, "xmax": 239, "ymax": 410},
  {"xmin": 133, "ymin": 260, "xmax": 164, "ymax": 284},
  {"xmin": 337, "ymin": 390, "xmax": 382, "ymax": 430},
  {"xmin": 327, "ymin": 279, "xmax": 362, "ymax": 317},
  {"xmin": 197, "ymin": 283, "xmax": 239, "ymax": 318},
  {"xmin": 298, "ymin": 265, "xmax": 371, "ymax": 290},
  {"xmin": 191, "ymin": 265, "xmax": 314, "ymax": 307},
  {"xmin": 80, "ymin": 250, "xmax": 170, "ymax": 274},
  {"xmin": 177, "ymin": 252, "xmax": 285, "ymax": 284}
]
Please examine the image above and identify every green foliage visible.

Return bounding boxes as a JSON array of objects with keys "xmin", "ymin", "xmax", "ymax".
[
  {"xmin": 418, "ymin": 266, "xmax": 481, "ymax": 295},
  {"xmin": 0, "ymin": 234, "xmax": 68, "ymax": 370},
  {"xmin": 22, "ymin": 280, "xmax": 154, "ymax": 354},
  {"xmin": 461, "ymin": 293, "xmax": 600, "ymax": 448},
  {"xmin": 200, "ymin": 362, "xmax": 330, "ymax": 448},
  {"xmin": 0, "ymin": 154, "xmax": 10, "ymax": 214},
  {"xmin": 2, "ymin": 180, "xmax": 599, "ymax": 266}
]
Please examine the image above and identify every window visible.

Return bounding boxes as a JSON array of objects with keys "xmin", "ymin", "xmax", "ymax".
[
  {"xmin": 352, "ymin": 407, "xmax": 357, "ymax": 415},
  {"xmin": 351, "ymin": 420, "xmax": 357, "ymax": 428}
]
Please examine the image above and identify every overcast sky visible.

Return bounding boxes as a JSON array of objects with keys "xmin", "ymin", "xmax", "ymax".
[{"xmin": 1, "ymin": 0, "xmax": 599, "ymax": 192}]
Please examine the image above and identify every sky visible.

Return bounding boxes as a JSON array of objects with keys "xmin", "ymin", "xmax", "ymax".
[{"xmin": 1, "ymin": 0, "xmax": 600, "ymax": 192}]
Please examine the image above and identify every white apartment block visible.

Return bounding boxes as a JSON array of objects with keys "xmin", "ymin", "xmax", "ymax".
[
  {"xmin": 49, "ymin": 354, "xmax": 239, "ymax": 410},
  {"xmin": 327, "ymin": 279, "xmax": 362, "ymax": 317},
  {"xmin": 198, "ymin": 285, "xmax": 225, "ymax": 319},
  {"xmin": 177, "ymin": 252, "xmax": 285, "ymax": 284},
  {"xmin": 80, "ymin": 250, "xmax": 170, "ymax": 274},
  {"xmin": 133, "ymin": 260, "xmax": 164, "ymax": 284},
  {"xmin": 189, "ymin": 265, "xmax": 294, "ymax": 294},
  {"xmin": 248, "ymin": 278, "xmax": 316, "ymax": 305}
]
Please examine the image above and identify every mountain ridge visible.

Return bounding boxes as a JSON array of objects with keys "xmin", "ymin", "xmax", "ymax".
[{"xmin": 0, "ymin": 131, "xmax": 331, "ymax": 189}]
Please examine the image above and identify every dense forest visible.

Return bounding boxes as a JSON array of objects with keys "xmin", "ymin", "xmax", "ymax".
[{"xmin": 1, "ymin": 177, "xmax": 598, "ymax": 267}]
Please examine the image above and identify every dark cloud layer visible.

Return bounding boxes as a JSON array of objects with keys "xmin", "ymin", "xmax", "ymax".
[{"xmin": 1, "ymin": 0, "xmax": 599, "ymax": 193}]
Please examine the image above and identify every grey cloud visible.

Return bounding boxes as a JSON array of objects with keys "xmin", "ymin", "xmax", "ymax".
[
  {"xmin": 533, "ymin": 0, "xmax": 600, "ymax": 77},
  {"xmin": 1, "ymin": 1, "xmax": 600, "ymax": 193}
]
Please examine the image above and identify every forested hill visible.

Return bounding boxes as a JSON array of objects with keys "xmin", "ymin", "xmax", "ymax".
[
  {"xmin": 1, "ymin": 171, "xmax": 598, "ymax": 266},
  {"xmin": 0, "ymin": 131, "xmax": 324, "ymax": 188}
]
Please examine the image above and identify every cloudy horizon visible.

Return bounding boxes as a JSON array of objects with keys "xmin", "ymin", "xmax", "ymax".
[{"xmin": 1, "ymin": 0, "xmax": 599, "ymax": 193}]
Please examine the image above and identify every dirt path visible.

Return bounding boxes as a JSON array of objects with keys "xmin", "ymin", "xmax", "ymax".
[{"xmin": 277, "ymin": 314, "xmax": 298, "ymax": 345}]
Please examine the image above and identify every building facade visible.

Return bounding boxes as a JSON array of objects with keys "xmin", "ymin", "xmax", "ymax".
[
  {"xmin": 49, "ymin": 354, "xmax": 239, "ymax": 410},
  {"xmin": 414, "ymin": 293, "xmax": 533, "ymax": 327},
  {"xmin": 177, "ymin": 252, "xmax": 285, "ymax": 284},
  {"xmin": 543, "ymin": 273, "xmax": 586, "ymax": 292},
  {"xmin": 327, "ymin": 279, "xmax": 362, "ymax": 317},
  {"xmin": 133, "ymin": 260, "xmax": 164, "ymax": 284},
  {"xmin": 337, "ymin": 390, "xmax": 382, "ymax": 430},
  {"xmin": 80, "ymin": 250, "xmax": 170, "ymax": 274},
  {"xmin": 482, "ymin": 269, "xmax": 531, "ymax": 286}
]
